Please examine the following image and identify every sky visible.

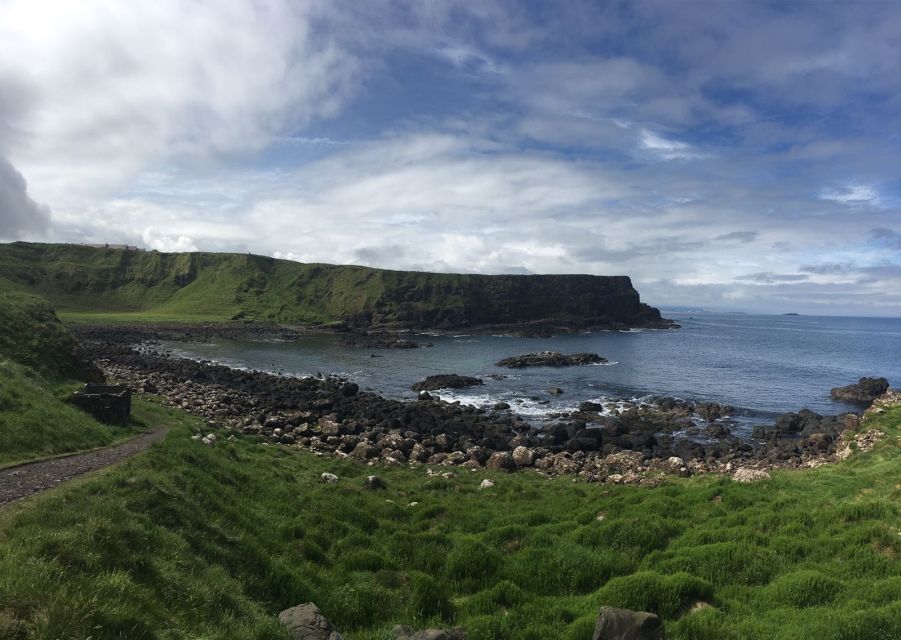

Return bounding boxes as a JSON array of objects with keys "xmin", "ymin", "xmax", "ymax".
[{"xmin": 1, "ymin": 0, "xmax": 900, "ymax": 316}]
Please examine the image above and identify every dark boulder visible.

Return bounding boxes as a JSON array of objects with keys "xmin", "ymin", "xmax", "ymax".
[
  {"xmin": 496, "ymin": 351, "xmax": 608, "ymax": 368},
  {"xmin": 695, "ymin": 402, "xmax": 734, "ymax": 422},
  {"xmin": 830, "ymin": 377, "xmax": 889, "ymax": 406},
  {"xmin": 412, "ymin": 375, "xmax": 483, "ymax": 392},
  {"xmin": 592, "ymin": 606, "xmax": 664, "ymax": 640}
]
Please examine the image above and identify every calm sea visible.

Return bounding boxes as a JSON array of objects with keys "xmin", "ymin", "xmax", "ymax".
[{"xmin": 162, "ymin": 312, "xmax": 901, "ymax": 432}]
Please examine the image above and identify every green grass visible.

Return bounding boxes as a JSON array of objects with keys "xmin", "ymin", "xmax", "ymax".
[
  {"xmin": 0, "ymin": 400, "xmax": 898, "ymax": 639},
  {"xmin": 0, "ymin": 359, "xmax": 140, "ymax": 467}
]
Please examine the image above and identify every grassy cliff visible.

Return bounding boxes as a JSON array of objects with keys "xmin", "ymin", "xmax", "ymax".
[{"xmin": 0, "ymin": 242, "xmax": 666, "ymax": 328}]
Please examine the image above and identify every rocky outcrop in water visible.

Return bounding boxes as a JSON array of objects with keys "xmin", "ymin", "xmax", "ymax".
[
  {"xmin": 340, "ymin": 332, "xmax": 432, "ymax": 349},
  {"xmin": 496, "ymin": 352, "xmax": 607, "ymax": 368},
  {"xmin": 830, "ymin": 377, "xmax": 890, "ymax": 406},
  {"xmin": 411, "ymin": 375, "xmax": 484, "ymax": 392}
]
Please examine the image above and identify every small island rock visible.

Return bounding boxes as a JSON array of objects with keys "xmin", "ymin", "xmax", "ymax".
[
  {"xmin": 412, "ymin": 374, "xmax": 484, "ymax": 392},
  {"xmin": 496, "ymin": 351, "xmax": 608, "ymax": 368}
]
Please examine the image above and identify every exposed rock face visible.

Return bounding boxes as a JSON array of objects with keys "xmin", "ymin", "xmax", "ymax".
[
  {"xmin": 831, "ymin": 377, "xmax": 890, "ymax": 406},
  {"xmin": 278, "ymin": 603, "xmax": 343, "ymax": 640},
  {"xmin": 496, "ymin": 351, "xmax": 608, "ymax": 368},
  {"xmin": 593, "ymin": 606, "xmax": 665, "ymax": 640},
  {"xmin": 412, "ymin": 374, "xmax": 483, "ymax": 392}
]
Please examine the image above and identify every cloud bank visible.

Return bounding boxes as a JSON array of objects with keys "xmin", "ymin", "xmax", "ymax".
[{"xmin": 0, "ymin": 0, "xmax": 899, "ymax": 315}]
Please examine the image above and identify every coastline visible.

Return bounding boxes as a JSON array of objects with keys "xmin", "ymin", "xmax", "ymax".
[{"xmin": 82, "ymin": 333, "xmax": 881, "ymax": 486}]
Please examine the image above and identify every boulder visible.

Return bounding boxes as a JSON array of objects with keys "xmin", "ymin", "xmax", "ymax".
[
  {"xmin": 479, "ymin": 478, "xmax": 495, "ymax": 490},
  {"xmin": 496, "ymin": 352, "xmax": 607, "ymax": 368},
  {"xmin": 278, "ymin": 603, "xmax": 344, "ymax": 640},
  {"xmin": 831, "ymin": 377, "xmax": 890, "ymax": 406},
  {"xmin": 592, "ymin": 606, "xmax": 664, "ymax": 640},
  {"xmin": 511, "ymin": 445, "xmax": 535, "ymax": 467},
  {"xmin": 319, "ymin": 472, "xmax": 339, "ymax": 483},
  {"xmin": 486, "ymin": 451, "xmax": 515, "ymax": 471},
  {"xmin": 394, "ymin": 626, "xmax": 465, "ymax": 640},
  {"xmin": 548, "ymin": 387, "xmax": 565, "ymax": 396},
  {"xmin": 364, "ymin": 475, "xmax": 386, "ymax": 490},
  {"xmin": 732, "ymin": 468, "xmax": 771, "ymax": 483},
  {"xmin": 412, "ymin": 375, "xmax": 484, "ymax": 392}
]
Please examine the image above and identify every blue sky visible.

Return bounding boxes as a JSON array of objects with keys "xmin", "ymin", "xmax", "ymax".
[{"xmin": 1, "ymin": 0, "xmax": 900, "ymax": 315}]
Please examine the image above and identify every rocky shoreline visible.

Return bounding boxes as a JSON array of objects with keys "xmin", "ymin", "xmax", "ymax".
[{"xmin": 79, "ymin": 333, "xmax": 889, "ymax": 485}]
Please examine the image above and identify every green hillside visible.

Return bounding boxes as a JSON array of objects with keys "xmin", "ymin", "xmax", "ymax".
[
  {"xmin": 0, "ymin": 242, "xmax": 666, "ymax": 328},
  {"xmin": 0, "ymin": 280, "xmax": 135, "ymax": 466}
]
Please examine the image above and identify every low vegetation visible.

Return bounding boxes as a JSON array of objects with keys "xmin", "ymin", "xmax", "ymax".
[
  {"xmin": 1, "ymin": 398, "xmax": 898, "ymax": 639},
  {"xmin": 0, "ymin": 281, "xmax": 136, "ymax": 466}
]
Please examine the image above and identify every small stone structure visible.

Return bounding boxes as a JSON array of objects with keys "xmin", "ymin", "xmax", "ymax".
[{"xmin": 70, "ymin": 384, "xmax": 132, "ymax": 425}]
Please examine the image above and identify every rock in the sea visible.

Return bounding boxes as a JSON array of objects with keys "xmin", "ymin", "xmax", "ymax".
[
  {"xmin": 732, "ymin": 468, "xmax": 771, "ymax": 483},
  {"xmin": 830, "ymin": 377, "xmax": 890, "ymax": 406},
  {"xmin": 412, "ymin": 374, "xmax": 484, "ymax": 392},
  {"xmin": 278, "ymin": 602, "xmax": 344, "ymax": 640},
  {"xmin": 496, "ymin": 351, "xmax": 608, "ymax": 368},
  {"xmin": 548, "ymin": 387, "xmax": 564, "ymax": 396},
  {"xmin": 319, "ymin": 472, "xmax": 339, "ymax": 483},
  {"xmin": 593, "ymin": 606, "xmax": 664, "ymax": 640},
  {"xmin": 364, "ymin": 475, "xmax": 386, "ymax": 490}
]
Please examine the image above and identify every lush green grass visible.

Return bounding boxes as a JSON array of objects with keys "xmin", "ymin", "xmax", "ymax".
[
  {"xmin": 0, "ymin": 283, "xmax": 94, "ymax": 380},
  {"xmin": 0, "ymin": 277, "xmax": 139, "ymax": 466},
  {"xmin": 0, "ymin": 399, "xmax": 898, "ymax": 639},
  {"xmin": 0, "ymin": 359, "xmax": 140, "ymax": 467}
]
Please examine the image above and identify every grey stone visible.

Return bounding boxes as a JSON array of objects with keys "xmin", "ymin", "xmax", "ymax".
[
  {"xmin": 278, "ymin": 603, "xmax": 344, "ymax": 640},
  {"xmin": 593, "ymin": 606, "xmax": 664, "ymax": 640}
]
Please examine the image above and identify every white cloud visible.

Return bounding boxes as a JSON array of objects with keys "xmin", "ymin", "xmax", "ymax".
[
  {"xmin": 820, "ymin": 184, "xmax": 881, "ymax": 206},
  {"xmin": 639, "ymin": 130, "xmax": 707, "ymax": 161},
  {"xmin": 0, "ymin": 0, "xmax": 361, "ymax": 205}
]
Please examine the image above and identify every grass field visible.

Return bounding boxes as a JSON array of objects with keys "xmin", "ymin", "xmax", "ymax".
[
  {"xmin": 0, "ymin": 396, "xmax": 898, "ymax": 640},
  {"xmin": 0, "ymin": 360, "xmax": 140, "ymax": 468}
]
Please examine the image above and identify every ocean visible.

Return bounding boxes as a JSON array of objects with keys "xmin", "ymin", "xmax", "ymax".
[{"xmin": 161, "ymin": 312, "xmax": 901, "ymax": 433}]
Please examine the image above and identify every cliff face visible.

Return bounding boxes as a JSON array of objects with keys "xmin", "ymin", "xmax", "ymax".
[{"xmin": 0, "ymin": 242, "xmax": 671, "ymax": 330}]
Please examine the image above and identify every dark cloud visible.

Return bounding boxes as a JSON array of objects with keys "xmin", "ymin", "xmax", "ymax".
[
  {"xmin": 0, "ymin": 156, "xmax": 51, "ymax": 239},
  {"xmin": 868, "ymin": 227, "xmax": 901, "ymax": 250},
  {"xmin": 735, "ymin": 272, "xmax": 809, "ymax": 284},
  {"xmin": 714, "ymin": 231, "xmax": 758, "ymax": 243},
  {"xmin": 799, "ymin": 262, "xmax": 853, "ymax": 275}
]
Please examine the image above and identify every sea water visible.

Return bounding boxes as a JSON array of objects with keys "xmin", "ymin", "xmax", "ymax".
[{"xmin": 161, "ymin": 312, "xmax": 901, "ymax": 431}]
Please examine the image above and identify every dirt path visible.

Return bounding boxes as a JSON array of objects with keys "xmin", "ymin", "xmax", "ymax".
[{"xmin": 0, "ymin": 428, "xmax": 169, "ymax": 508}]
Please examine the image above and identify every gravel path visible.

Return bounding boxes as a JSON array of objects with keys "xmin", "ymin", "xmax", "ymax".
[{"xmin": 0, "ymin": 428, "xmax": 168, "ymax": 508}]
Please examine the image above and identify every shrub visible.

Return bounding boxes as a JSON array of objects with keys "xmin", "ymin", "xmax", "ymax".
[
  {"xmin": 767, "ymin": 570, "xmax": 844, "ymax": 608},
  {"xmin": 446, "ymin": 539, "xmax": 502, "ymax": 590},
  {"xmin": 595, "ymin": 571, "xmax": 714, "ymax": 619},
  {"xmin": 410, "ymin": 572, "xmax": 454, "ymax": 622}
]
